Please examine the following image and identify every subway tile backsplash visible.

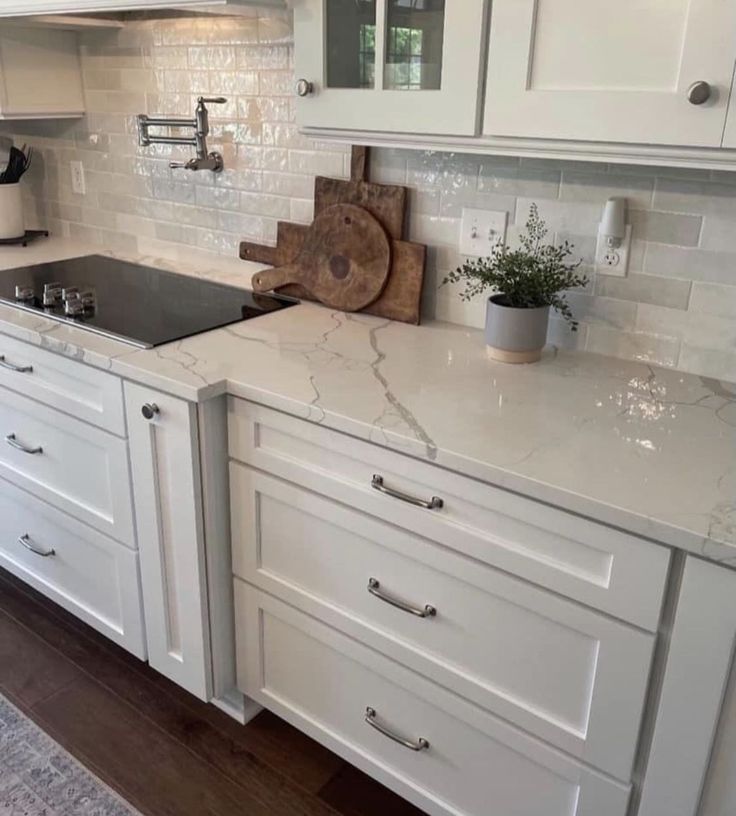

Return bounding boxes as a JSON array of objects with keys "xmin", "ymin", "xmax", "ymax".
[{"xmin": 2, "ymin": 12, "xmax": 735, "ymax": 381}]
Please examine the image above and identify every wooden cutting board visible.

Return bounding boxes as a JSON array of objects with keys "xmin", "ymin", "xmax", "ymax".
[
  {"xmin": 239, "ymin": 146, "xmax": 425, "ymax": 324},
  {"xmin": 243, "ymin": 221, "xmax": 425, "ymax": 324},
  {"xmin": 251, "ymin": 204, "xmax": 391, "ymax": 313},
  {"xmin": 314, "ymin": 146, "xmax": 406, "ymax": 240}
]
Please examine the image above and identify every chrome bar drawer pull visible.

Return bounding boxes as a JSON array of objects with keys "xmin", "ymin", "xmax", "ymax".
[
  {"xmin": 0, "ymin": 355, "xmax": 33, "ymax": 373},
  {"xmin": 5, "ymin": 433, "xmax": 42, "ymax": 455},
  {"xmin": 368, "ymin": 578, "xmax": 437, "ymax": 618},
  {"xmin": 18, "ymin": 534, "xmax": 55, "ymax": 558},
  {"xmin": 365, "ymin": 707, "xmax": 429, "ymax": 752},
  {"xmin": 371, "ymin": 475, "xmax": 443, "ymax": 510}
]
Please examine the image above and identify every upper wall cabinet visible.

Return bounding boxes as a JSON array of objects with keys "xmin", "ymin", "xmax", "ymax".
[
  {"xmin": 293, "ymin": 0, "xmax": 487, "ymax": 135},
  {"xmin": 0, "ymin": 28, "xmax": 84, "ymax": 119},
  {"xmin": 484, "ymin": 0, "xmax": 736, "ymax": 147},
  {"xmin": 0, "ymin": 0, "xmax": 237, "ymax": 14}
]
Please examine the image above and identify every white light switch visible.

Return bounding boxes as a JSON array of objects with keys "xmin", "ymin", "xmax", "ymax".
[{"xmin": 460, "ymin": 208, "xmax": 507, "ymax": 257}]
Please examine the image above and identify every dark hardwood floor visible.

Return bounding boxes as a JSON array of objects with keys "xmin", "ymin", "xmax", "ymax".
[{"xmin": 0, "ymin": 566, "xmax": 426, "ymax": 816}]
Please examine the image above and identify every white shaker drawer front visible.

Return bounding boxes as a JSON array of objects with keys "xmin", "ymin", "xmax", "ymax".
[
  {"xmin": 228, "ymin": 400, "xmax": 670, "ymax": 630},
  {"xmin": 232, "ymin": 465, "xmax": 654, "ymax": 781},
  {"xmin": 235, "ymin": 584, "xmax": 631, "ymax": 816},
  {"xmin": 0, "ymin": 335, "xmax": 125, "ymax": 435},
  {"xmin": 0, "ymin": 477, "xmax": 145, "ymax": 657},
  {"xmin": 0, "ymin": 387, "xmax": 135, "ymax": 546}
]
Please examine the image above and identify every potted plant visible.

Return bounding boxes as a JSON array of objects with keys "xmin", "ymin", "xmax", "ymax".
[{"xmin": 444, "ymin": 204, "xmax": 588, "ymax": 363}]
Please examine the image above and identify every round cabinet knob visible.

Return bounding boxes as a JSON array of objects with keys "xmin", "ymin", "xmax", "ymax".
[
  {"xmin": 14, "ymin": 285, "xmax": 34, "ymax": 303},
  {"xmin": 141, "ymin": 403, "xmax": 159, "ymax": 420},
  {"xmin": 687, "ymin": 81, "xmax": 712, "ymax": 105},
  {"xmin": 295, "ymin": 78, "xmax": 314, "ymax": 97}
]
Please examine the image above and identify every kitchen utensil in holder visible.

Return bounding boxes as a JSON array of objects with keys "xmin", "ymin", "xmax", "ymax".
[{"xmin": 0, "ymin": 184, "xmax": 25, "ymax": 241}]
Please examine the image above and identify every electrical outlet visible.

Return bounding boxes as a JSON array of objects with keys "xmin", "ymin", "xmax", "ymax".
[
  {"xmin": 70, "ymin": 161, "xmax": 86, "ymax": 196},
  {"xmin": 460, "ymin": 208, "xmax": 507, "ymax": 257},
  {"xmin": 595, "ymin": 224, "xmax": 632, "ymax": 277}
]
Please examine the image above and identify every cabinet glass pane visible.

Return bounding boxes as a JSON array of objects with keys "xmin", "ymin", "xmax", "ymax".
[
  {"xmin": 384, "ymin": 0, "xmax": 445, "ymax": 90},
  {"xmin": 326, "ymin": 0, "xmax": 377, "ymax": 89}
]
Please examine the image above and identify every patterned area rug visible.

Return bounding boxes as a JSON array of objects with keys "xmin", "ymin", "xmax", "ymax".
[{"xmin": 0, "ymin": 694, "xmax": 142, "ymax": 816}]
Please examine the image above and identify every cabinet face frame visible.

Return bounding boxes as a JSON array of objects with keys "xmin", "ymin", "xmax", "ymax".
[
  {"xmin": 482, "ymin": 0, "xmax": 736, "ymax": 147},
  {"xmin": 293, "ymin": 0, "xmax": 488, "ymax": 135},
  {"xmin": 638, "ymin": 556, "xmax": 736, "ymax": 816}
]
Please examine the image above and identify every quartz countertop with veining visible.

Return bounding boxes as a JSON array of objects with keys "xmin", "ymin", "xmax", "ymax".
[{"xmin": 0, "ymin": 237, "xmax": 734, "ymax": 563}]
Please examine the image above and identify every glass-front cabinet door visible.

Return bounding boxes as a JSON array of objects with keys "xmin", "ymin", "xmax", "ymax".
[{"xmin": 294, "ymin": 0, "xmax": 487, "ymax": 135}]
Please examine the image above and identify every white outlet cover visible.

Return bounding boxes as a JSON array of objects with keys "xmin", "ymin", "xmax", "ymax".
[
  {"xmin": 460, "ymin": 208, "xmax": 508, "ymax": 257},
  {"xmin": 595, "ymin": 224, "xmax": 632, "ymax": 278},
  {"xmin": 70, "ymin": 161, "xmax": 86, "ymax": 196}
]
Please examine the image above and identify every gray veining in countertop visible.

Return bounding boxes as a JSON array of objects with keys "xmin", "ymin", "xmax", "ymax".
[{"xmin": 0, "ymin": 238, "xmax": 734, "ymax": 563}]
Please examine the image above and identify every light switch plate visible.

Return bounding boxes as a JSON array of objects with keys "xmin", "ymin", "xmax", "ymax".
[
  {"xmin": 460, "ymin": 208, "xmax": 507, "ymax": 257},
  {"xmin": 595, "ymin": 224, "xmax": 631, "ymax": 277}
]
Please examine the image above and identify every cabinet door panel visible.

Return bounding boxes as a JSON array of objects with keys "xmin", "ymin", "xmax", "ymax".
[
  {"xmin": 125, "ymin": 382, "xmax": 211, "ymax": 700},
  {"xmin": 295, "ymin": 0, "xmax": 487, "ymax": 135},
  {"xmin": 484, "ymin": 0, "xmax": 736, "ymax": 146}
]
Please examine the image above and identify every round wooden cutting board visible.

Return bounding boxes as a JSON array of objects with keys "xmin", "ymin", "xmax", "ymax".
[{"xmin": 251, "ymin": 204, "xmax": 391, "ymax": 312}]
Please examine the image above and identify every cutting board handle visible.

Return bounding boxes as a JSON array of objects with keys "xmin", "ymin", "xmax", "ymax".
[{"xmin": 252, "ymin": 266, "xmax": 299, "ymax": 293}]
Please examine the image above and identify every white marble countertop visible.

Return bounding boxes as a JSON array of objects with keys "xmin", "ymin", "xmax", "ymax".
[{"xmin": 0, "ymin": 237, "xmax": 734, "ymax": 563}]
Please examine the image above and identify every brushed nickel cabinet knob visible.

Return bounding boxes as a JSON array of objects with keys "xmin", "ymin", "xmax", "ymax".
[
  {"xmin": 141, "ymin": 403, "xmax": 159, "ymax": 420},
  {"xmin": 687, "ymin": 81, "xmax": 712, "ymax": 105},
  {"xmin": 295, "ymin": 78, "xmax": 314, "ymax": 97}
]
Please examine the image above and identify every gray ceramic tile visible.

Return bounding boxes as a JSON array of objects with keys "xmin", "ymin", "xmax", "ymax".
[
  {"xmin": 628, "ymin": 210, "xmax": 702, "ymax": 246},
  {"xmin": 595, "ymin": 273, "xmax": 692, "ymax": 310}
]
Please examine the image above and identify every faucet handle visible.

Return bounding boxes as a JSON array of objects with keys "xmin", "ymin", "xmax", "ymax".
[
  {"xmin": 169, "ymin": 161, "xmax": 187, "ymax": 169},
  {"xmin": 197, "ymin": 96, "xmax": 227, "ymax": 105}
]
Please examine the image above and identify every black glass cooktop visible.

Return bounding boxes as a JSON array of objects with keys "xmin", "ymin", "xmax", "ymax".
[{"xmin": 0, "ymin": 255, "xmax": 296, "ymax": 348}]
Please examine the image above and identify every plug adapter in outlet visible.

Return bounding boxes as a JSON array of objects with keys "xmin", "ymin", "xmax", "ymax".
[{"xmin": 595, "ymin": 225, "xmax": 632, "ymax": 277}]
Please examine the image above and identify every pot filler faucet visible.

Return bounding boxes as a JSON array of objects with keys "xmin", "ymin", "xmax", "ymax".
[{"xmin": 137, "ymin": 96, "xmax": 227, "ymax": 173}]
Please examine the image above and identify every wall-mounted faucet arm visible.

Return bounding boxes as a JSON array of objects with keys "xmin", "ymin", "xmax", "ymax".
[{"xmin": 137, "ymin": 96, "xmax": 227, "ymax": 172}]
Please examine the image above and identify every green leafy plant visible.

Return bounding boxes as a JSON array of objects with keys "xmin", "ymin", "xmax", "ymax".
[{"xmin": 443, "ymin": 203, "xmax": 588, "ymax": 329}]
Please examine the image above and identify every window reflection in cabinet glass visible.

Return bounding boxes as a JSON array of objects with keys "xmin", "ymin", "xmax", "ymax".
[
  {"xmin": 385, "ymin": 0, "xmax": 445, "ymax": 90},
  {"xmin": 326, "ymin": 0, "xmax": 377, "ymax": 89}
]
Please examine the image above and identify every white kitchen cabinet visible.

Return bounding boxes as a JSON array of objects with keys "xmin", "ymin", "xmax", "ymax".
[
  {"xmin": 0, "ymin": 385, "xmax": 135, "ymax": 546},
  {"xmin": 723, "ymin": 94, "xmax": 736, "ymax": 149},
  {"xmin": 1, "ymin": 1, "xmax": 222, "ymax": 14},
  {"xmin": 236, "ymin": 583, "xmax": 632, "ymax": 816},
  {"xmin": 638, "ymin": 557, "xmax": 736, "ymax": 816},
  {"xmin": 484, "ymin": 0, "xmax": 736, "ymax": 147},
  {"xmin": 0, "ymin": 475, "xmax": 145, "ymax": 657},
  {"xmin": 0, "ymin": 0, "xmax": 283, "ymax": 14},
  {"xmin": 293, "ymin": 0, "xmax": 487, "ymax": 135},
  {"xmin": 124, "ymin": 382, "xmax": 212, "ymax": 701},
  {"xmin": 0, "ymin": 27, "xmax": 84, "ymax": 119},
  {"xmin": 228, "ymin": 399, "xmax": 670, "ymax": 631},
  {"xmin": 231, "ymin": 464, "xmax": 655, "ymax": 780}
]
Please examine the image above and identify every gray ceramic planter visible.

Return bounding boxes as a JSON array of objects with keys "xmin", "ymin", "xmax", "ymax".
[{"xmin": 485, "ymin": 294, "xmax": 550, "ymax": 363}]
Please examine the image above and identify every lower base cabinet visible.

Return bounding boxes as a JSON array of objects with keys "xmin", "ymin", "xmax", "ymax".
[
  {"xmin": 235, "ymin": 582, "xmax": 631, "ymax": 816},
  {"xmin": 0, "ymin": 475, "xmax": 145, "ymax": 657}
]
